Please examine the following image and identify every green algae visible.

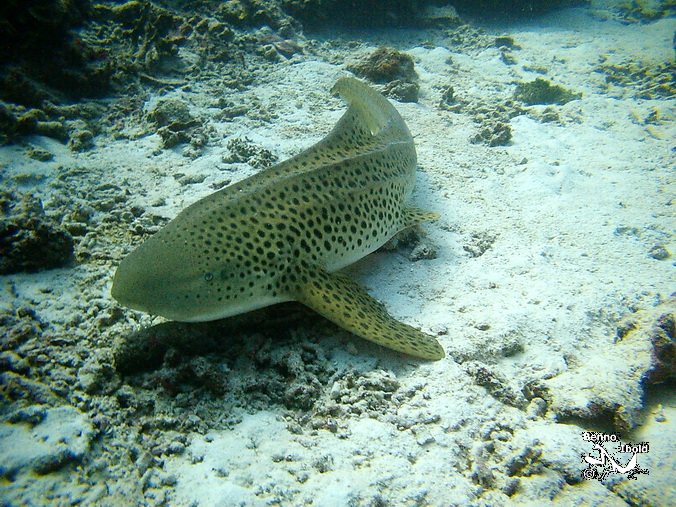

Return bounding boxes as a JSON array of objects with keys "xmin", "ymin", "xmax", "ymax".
[{"xmin": 513, "ymin": 78, "xmax": 582, "ymax": 106}]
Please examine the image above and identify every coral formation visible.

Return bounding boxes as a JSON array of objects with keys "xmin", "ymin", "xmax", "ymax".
[
  {"xmin": 0, "ymin": 0, "xmax": 298, "ymax": 147},
  {"xmin": 616, "ymin": 0, "xmax": 675, "ymax": 23},
  {"xmin": 258, "ymin": 29, "xmax": 303, "ymax": 59},
  {"xmin": 444, "ymin": 95, "xmax": 524, "ymax": 146},
  {"xmin": 223, "ymin": 137, "xmax": 278, "ymax": 168},
  {"xmin": 113, "ymin": 309, "xmax": 337, "ymax": 413},
  {"xmin": 596, "ymin": 60, "xmax": 676, "ymax": 100},
  {"xmin": 0, "ymin": 406, "xmax": 95, "ymax": 477},
  {"xmin": 463, "ymin": 232, "xmax": 498, "ymax": 258},
  {"xmin": 470, "ymin": 122, "xmax": 512, "ymax": 147},
  {"xmin": 513, "ymin": 78, "xmax": 582, "ymax": 106}
]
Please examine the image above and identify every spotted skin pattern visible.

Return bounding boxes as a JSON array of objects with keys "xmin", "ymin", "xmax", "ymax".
[{"xmin": 112, "ymin": 77, "xmax": 444, "ymax": 360}]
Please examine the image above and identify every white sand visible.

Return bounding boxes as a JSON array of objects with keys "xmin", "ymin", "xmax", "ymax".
[
  {"xmin": 1, "ymin": 5, "xmax": 673, "ymax": 506},
  {"xmin": 163, "ymin": 11, "xmax": 675, "ymax": 504}
]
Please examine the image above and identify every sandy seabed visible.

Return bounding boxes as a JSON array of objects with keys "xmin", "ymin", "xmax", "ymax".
[{"xmin": 1, "ymin": 6, "xmax": 674, "ymax": 506}]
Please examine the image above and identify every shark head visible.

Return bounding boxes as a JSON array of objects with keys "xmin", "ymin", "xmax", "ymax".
[
  {"xmin": 111, "ymin": 231, "xmax": 211, "ymax": 321},
  {"xmin": 111, "ymin": 220, "xmax": 282, "ymax": 322}
]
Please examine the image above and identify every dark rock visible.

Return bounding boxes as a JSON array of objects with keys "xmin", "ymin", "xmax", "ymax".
[
  {"xmin": 648, "ymin": 245, "xmax": 670, "ymax": 260},
  {"xmin": 68, "ymin": 129, "xmax": 94, "ymax": 151},
  {"xmin": 109, "ymin": 0, "xmax": 146, "ymax": 27},
  {"xmin": 0, "ymin": 310, "xmax": 44, "ymax": 351},
  {"xmin": 34, "ymin": 121, "xmax": 70, "ymax": 142},
  {"xmin": 0, "ymin": 102, "xmax": 17, "ymax": 143},
  {"xmin": 15, "ymin": 109, "xmax": 44, "ymax": 134},
  {"xmin": 465, "ymin": 362, "xmax": 526, "ymax": 408},
  {"xmin": 494, "ymin": 36, "xmax": 519, "ymax": 49},
  {"xmin": 383, "ymin": 80, "xmax": 419, "ymax": 103},
  {"xmin": 417, "ymin": 4, "xmax": 463, "ymax": 28},
  {"xmin": 450, "ymin": 0, "xmax": 588, "ymax": 18},
  {"xmin": 0, "ymin": 70, "xmax": 56, "ymax": 109},
  {"xmin": 347, "ymin": 46, "xmax": 420, "ymax": 102},
  {"xmin": 348, "ymin": 46, "xmax": 418, "ymax": 85},
  {"xmin": 258, "ymin": 30, "xmax": 303, "ymax": 59},
  {"xmin": 113, "ymin": 303, "xmax": 310, "ymax": 375},
  {"xmin": 644, "ymin": 312, "xmax": 675, "ymax": 385},
  {"xmin": 147, "ymin": 98, "xmax": 194, "ymax": 129},
  {"xmin": 157, "ymin": 127, "xmax": 190, "ymax": 149},
  {"xmin": 281, "ymin": 0, "xmax": 421, "ymax": 28},
  {"xmin": 0, "ymin": 0, "xmax": 114, "ymax": 105},
  {"xmin": 0, "ymin": 191, "xmax": 74, "ymax": 274},
  {"xmin": 535, "ymin": 107, "xmax": 561, "ymax": 123},
  {"xmin": 0, "ymin": 351, "xmax": 30, "ymax": 374},
  {"xmin": 617, "ymin": 1, "xmax": 673, "ymax": 23},
  {"xmin": 148, "ymin": 98, "xmax": 202, "ymax": 148},
  {"xmin": 112, "ymin": 303, "xmax": 337, "ymax": 415},
  {"xmin": 217, "ymin": 0, "xmax": 293, "ymax": 30},
  {"xmin": 26, "ymin": 148, "xmax": 54, "ymax": 161},
  {"xmin": 500, "ymin": 51, "xmax": 517, "ymax": 65},
  {"xmin": 0, "ymin": 0, "xmax": 91, "ymax": 66},
  {"xmin": 409, "ymin": 242, "xmax": 437, "ymax": 261}
]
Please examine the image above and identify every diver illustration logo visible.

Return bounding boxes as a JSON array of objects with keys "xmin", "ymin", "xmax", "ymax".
[{"xmin": 580, "ymin": 432, "xmax": 650, "ymax": 481}]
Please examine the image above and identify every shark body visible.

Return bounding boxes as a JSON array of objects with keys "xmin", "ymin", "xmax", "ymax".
[{"xmin": 112, "ymin": 77, "xmax": 444, "ymax": 360}]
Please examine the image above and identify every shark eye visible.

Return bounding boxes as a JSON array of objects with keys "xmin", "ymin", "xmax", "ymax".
[{"xmin": 204, "ymin": 272, "xmax": 214, "ymax": 282}]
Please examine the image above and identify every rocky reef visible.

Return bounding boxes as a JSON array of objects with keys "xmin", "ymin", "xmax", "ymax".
[{"xmin": 0, "ymin": 191, "xmax": 74, "ymax": 274}]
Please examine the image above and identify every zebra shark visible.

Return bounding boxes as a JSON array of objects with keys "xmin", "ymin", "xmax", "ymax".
[{"xmin": 112, "ymin": 77, "xmax": 444, "ymax": 360}]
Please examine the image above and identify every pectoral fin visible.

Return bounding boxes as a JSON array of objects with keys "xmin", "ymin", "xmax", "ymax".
[
  {"xmin": 402, "ymin": 206, "xmax": 440, "ymax": 228},
  {"xmin": 294, "ymin": 263, "xmax": 445, "ymax": 360}
]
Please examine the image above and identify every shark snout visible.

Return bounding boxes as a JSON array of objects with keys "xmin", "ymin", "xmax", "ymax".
[
  {"xmin": 111, "ymin": 253, "xmax": 156, "ymax": 313},
  {"xmin": 111, "ymin": 236, "xmax": 221, "ymax": 321}
]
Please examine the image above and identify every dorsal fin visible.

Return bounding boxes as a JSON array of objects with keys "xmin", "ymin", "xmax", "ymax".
[
  {"xmin": 286, "ymin": 77, "xmax": 412, "ymax": 167},
  {"xmin": 199, "ymin": 77, "xmax": 413, "ymax": 208},
  {"xmin": 330, "ymin": 77, "xmax": 411, "ymax": 139}
]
